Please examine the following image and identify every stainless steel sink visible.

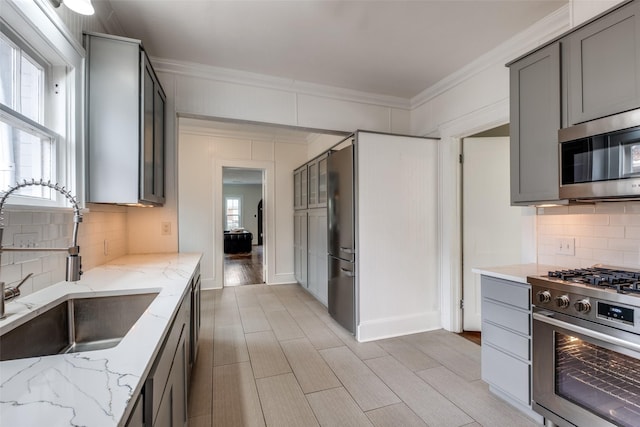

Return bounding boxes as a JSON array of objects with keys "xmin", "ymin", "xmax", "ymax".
[{"xmin": 0, "ymin": 292, "xmax": 159, "ymax": 361}]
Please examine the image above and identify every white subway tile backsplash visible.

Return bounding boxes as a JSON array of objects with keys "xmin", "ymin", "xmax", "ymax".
[
  {"xmin": 594, "ymin": 203, "xmax": 625, "ymax": 214},
  {"xmin": 0, "ymin": 205, "xmax": 128, "ymax": 297},
  {"xmin": 537, "ymin": 208, "xmax": 640, "ymax": 269},
  {"xmin": 592, "ymin": 225, "xmax": 625, "ymax": 239}
]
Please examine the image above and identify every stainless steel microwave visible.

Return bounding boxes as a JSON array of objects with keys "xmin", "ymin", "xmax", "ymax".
[{"xmin": 559, "ymin": 109, "xmax": 640, "ymax": 200}]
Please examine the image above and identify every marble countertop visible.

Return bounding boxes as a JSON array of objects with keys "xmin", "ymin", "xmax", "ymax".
[
  {"xmin": 0, "ymin": 252, "xmax": 202, "ymax": 427},
  {"xmin": 471, "ymin": 263, "xmax": 562, "ymax": 284}
]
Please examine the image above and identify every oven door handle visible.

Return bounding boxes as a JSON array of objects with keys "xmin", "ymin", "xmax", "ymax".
[{"xmin": 533, "ymin": 312, "xmax": 640, "ymax": 354}]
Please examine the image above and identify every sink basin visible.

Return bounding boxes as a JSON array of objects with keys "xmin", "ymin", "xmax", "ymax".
[{"xmin": 0, "ymin": 292, "xmax": 159, "ymax": 361}]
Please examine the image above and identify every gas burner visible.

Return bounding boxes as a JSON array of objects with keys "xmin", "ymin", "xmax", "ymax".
[{"xmin": 547, "ymin": 267, "xmax": 640, "ymax": 295}]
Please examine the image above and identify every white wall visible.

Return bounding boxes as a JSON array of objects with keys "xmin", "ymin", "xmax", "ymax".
[
  {"xmin": 356, "ymin": 132, "xmax": 439, "ymax": 341},
  {"xmin": 178, "ymin": 126, "xmax": 307, "ymax": 289},
  {"xmin": 223, "ymin": 183, "xmax": 263, "ymax": 243}
]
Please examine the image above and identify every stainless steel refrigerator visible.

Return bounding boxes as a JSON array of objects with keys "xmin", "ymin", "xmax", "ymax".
[{"xmin": 327, "ymin": 143, "xmax": 356, "ymax": 334}]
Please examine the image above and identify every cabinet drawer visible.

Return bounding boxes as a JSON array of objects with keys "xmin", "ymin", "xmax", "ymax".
[
  {"xmin": 481, "ymin": 276, "xmax": 530, "ymax": 309},
  {"xmin": 482, "ymin": 300, "xmax": 530, "ymax": 336},
  {"xmin": 483, "ymin": 321, "xmax": 530, "ymax": 361},
  {"xmin": 482, "ymin": 344, "xmax": 530, "ymax": 405}
]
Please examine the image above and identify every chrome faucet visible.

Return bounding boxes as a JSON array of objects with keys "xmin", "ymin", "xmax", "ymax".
[{"xmin": 0, "ymin": 179, "xmax": 83, "ymax": 319}]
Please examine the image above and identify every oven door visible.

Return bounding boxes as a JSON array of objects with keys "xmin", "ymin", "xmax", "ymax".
[{"xmin": 532, "ymin": 310, "xmax": 640, "ymax": 427}]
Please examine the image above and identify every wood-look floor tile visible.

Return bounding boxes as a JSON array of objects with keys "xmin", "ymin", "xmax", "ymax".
[
  {"xmin": 431, "ymin": 329, "xmax": 481, "ymax": 363},
  {"xmin": 365, "ymin": 403, "xmax": 427, "ymax": 427},
  {"xmin": 291, "ymin": 312, "xmax": 343, "ymax": 350},
  {"xmin": 307, "ymin": 387, "xmax": 374, "ymax": 427},
  {"xmin": 213, "ymin": 362, "xmax": 265, "ymax": 427},
  {"xmin": 239, "ymin": 305, "xmax": 271, "ymax": 333},
  {"xmin": 417, "ymin": 365, "xmax": 540, "ymax": 427},
  {"xmin": 405, "ymin": 331, "xmax": 481, "ymax": 381},
  {"xmin": 280, "ymin": 338, "xmax": 341, "ymax": 393},
  {"xmin": 188, "ymin": 414, "xmax": 212, "ymax": 427},
  {"xmin": 320, "ymin": 346, "xmax": 400, "ymax": 411},
  {"xmin": 376, "ymin": 338, "xmax": 440, "ymax": 372},
  {"xmin": 365, "ymin": 356, "xmax": 473, "ymax": 427},
  {"xmin": 213, "ymin": 324, "xmax": 250, "ymax": 366},
  {"xmin": 265, "ymin": 309, "xmax": 305, "ymax": 341},
  {"xmin": 326, "ymin": 321, "xmax": 388, "ymax": 360},
  {"xmin": 245, "ymin": 330, "xmax": 292, "ymax": 378},
  {"xmin": 235, "ymin": 288, "xmax": 262, "ymax": 309},
  {"xmin": 256, "ymin": 373, "xmax": 319, "ymax": 427},
  {"xmin": 257, "ymin": 293, "xmax": 286, "ymax": 312},
  {"xmin": 188, "ymin": 337, "xmax": 213, "ymax": 418}
]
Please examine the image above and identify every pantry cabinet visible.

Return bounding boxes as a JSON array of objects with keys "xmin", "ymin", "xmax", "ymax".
[
  {"xmin": 509, "ymin": 42, "xmax": 562, "ymax": 205},
  {"xmin": 307, "ymin": 209, "xmax": 328, "ymax": 305},
  {"xmin": 307, "ymin": 154, "xmax": 329, "ymax": 208},
  {"xmin": 294, "ymin": 165, "xmax": 308, "ymax": 210},
  {"xmin": 85, "ymin": 32, "xmax": 166, "ymax": 206},
  {"xmin": 566, "ymin": 0, "xmax": 640, "ymax": 125},
  {"xmin": 294, "ymin": 210, "xmax": 308, "ymax": 288}
]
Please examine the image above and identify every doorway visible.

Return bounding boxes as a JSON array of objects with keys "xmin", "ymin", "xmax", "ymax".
[
  {"xmin": 461, "ymin": 127, "xmax": 535, "ymax": 333},
  {"xmin": 223, "ymin": 167, "xmax": 265, "ymax": 286}
]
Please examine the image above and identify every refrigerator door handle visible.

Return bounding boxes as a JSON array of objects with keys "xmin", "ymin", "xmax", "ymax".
[
  {"xmin": 340, "ymin": 267, "xmax": 355, "ymax": 277},
  {"xmin": 339, "ymin": 247, "xmax": 355, "ymax": 254}
]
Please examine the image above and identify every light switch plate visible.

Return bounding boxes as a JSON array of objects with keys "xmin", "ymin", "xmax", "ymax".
[{"xmin": 557, "ymin": 237, "xmax": 575, "ymax": 256}]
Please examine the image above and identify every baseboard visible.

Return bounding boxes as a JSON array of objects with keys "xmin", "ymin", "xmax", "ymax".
[
  {"xmin": 356, "ymin": 310, "xmax": 441, "ymax": 342},
  {"xmin": 269, "ymin": 272, "xmax": 296, "ymax": 285}
]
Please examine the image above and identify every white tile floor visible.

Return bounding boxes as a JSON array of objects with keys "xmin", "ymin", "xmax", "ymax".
[{"xmin": 188, "ymin": 284, "xmax": 542, "ymax": 427}]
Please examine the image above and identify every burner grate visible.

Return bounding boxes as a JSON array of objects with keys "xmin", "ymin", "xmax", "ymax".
[{"xmin": 548, "ymin": 268, "xmax": 640, "ymax": 295}]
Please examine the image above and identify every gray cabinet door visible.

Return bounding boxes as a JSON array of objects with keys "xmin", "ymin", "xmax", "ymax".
[
  {"xmin": 567, "ymin": 1, "xmax": 640, "ymax": 125},
  {"xmin": 294, "ymin": 211, "xmax": 308, "ymax": 287},
  {"xmin": 510, "ymin": 43, "xmax": 561, "ymax": 204}
]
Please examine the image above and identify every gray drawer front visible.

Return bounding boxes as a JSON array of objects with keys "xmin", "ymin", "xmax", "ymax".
[
  {"xmin": 481, "ymin": 276, "xmax": 530, "ymax": 310},
  {"xmin": 483, "ymin": 321, "xmax": 530, "ymax": 361},
  {"xmin": 482, "ymin": 344, "xmax": 530, "ymax": 405},
  {"xmin": 482, "ymin": 300, "xmax": 530, "ymax": 336}
]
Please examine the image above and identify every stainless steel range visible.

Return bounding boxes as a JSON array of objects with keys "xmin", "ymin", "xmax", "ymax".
[{"xmin": 529, "ymin": 267, "xmax": 640, "ymax": 427}]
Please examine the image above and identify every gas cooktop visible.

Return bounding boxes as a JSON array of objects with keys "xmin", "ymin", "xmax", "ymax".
[{"xmin": 546, "ymin": 267, "xmax": 640, "ymax": 295}]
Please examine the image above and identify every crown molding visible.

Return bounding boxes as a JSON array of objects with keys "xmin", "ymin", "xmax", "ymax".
[
  {"xmin": 151, "ymin": 58, "xmax": 412, "ymax": 110},
  {"xmin": 410, "ymin": 4, "xmax": 571, "ymax": 110}
]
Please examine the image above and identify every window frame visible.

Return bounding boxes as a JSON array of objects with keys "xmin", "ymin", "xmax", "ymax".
[
  {"xmin": 0, "ymin": 0, "xmax": 85, "ymax": 210},
  {"xmin": 225, "ymin": 196, "xmax": 242, "ymax": 230}
]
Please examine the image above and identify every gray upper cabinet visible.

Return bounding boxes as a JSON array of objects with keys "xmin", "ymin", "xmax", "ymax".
[
  {"xmin": 85, "ymin": 32, "xmax": 166, "ymax": 206},
  {"xmin": 509, "ymin": 42, "xmax": 561, "ymax": 204},
  {"xmin": 567, "ymin": 1, "xmax": 640, "ymax": 125},
  {"xmin": 293, "ymin": 165, "xmax": 308, "ymax": 210}
]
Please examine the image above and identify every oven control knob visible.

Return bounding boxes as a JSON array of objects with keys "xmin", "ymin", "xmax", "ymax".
[
  {"xmin": 574, "ymin": 299, "xmax": 591, "ymax": 313},
  {"xmin": 536, "ymin": 290, "xmax": 551, "ymax": 304},
  {"xmin": 555, "ymin": 295, "xmax": 571, "ymax": 309}
]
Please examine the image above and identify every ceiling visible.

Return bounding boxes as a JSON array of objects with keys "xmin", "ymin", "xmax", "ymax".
[{"xmin": 106, "ymin": 0, "xmax": 568, "ymax": 100}]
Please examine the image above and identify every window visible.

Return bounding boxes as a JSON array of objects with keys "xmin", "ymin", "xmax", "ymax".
[
  {"xmin": 0, "ymin": 0, "xmax": 84, "ymax": 208},
  {"xmin": 225, "ymin": 197, "xmax": 241, "ymax": 230},
  {"xmin": 0, "ymin": 30, "xmax": 58, "ymax": 200}
]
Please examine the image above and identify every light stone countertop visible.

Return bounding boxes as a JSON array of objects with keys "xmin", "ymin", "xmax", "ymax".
[
  {"xmin": 471, "ymin": 263, "xmax": 563, "ymax": 284},
  {"xmin": 0, "ymin": 252, "xmax": 202, "ymax": 427}
]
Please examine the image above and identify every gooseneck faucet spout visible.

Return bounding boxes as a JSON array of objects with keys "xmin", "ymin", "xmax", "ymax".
[{"xmin": 0, "ymin": 178, "xmax": 83, "ymax": 288}]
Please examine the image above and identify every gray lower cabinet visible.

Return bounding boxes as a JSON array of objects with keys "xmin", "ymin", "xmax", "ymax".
[
  {"xmin": 509, "ymin": 42, "xmax": 561, "ymax": 205},
  {"xmin": 125, "ymin": 393, "xmax": 144, "ymax": 427},
  {"xmin": 567, "ymin": 0, "xmax": 640, "ymax": 125},
  {"xmin": 143, "ymin": 289, "xmax": 190, "ymax": 427},
  {"xmin": 480, "ymin": 275, "xmax": 543, "ymax": 423}
]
